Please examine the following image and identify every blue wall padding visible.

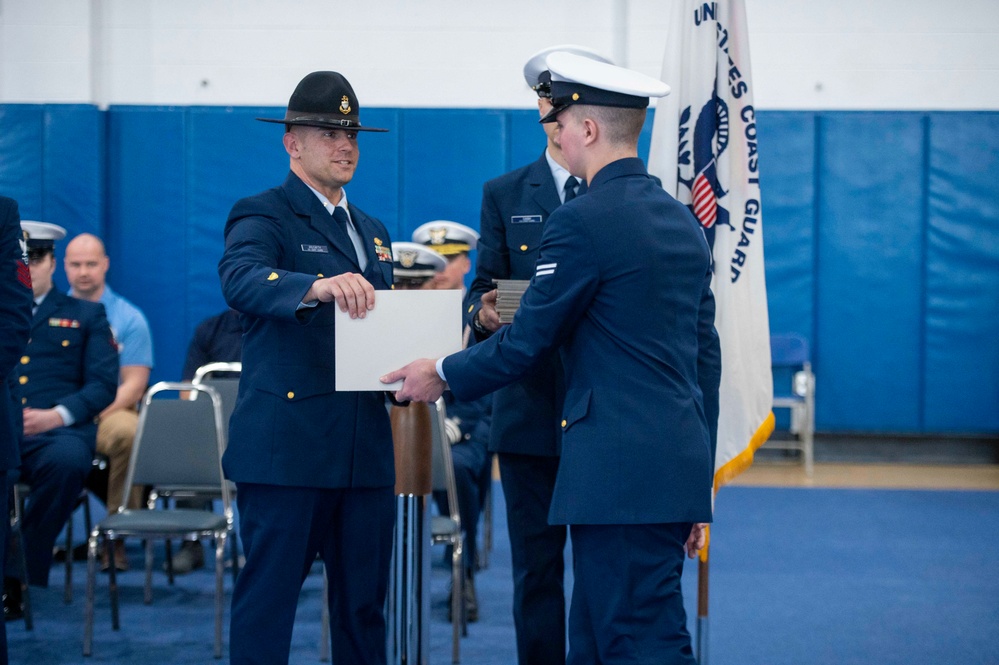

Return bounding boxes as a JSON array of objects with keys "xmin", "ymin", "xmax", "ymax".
[
  {"xmin": 400, "ymin": 109, "xmax": 507, "ymax": 237},
  {"xmin": 344, "ymin": 107, "xmax": 403, "ymax": 239},
  {"xmin": 44, "ymin": 105, "xmax": 105, "ymax": 238},
  {"xmin": 1, "ymin": 104, "xmax": 997, "ymax": 435},
  {"xmin": 924, "ymin": 113, "xmax": 999, "ymax": 432},
  {"xmin": 758, "ymin": 112, "xmax": 816, "ymax": 345},
  {"xmin": 0, "ymin": 105, "xmax": 105, "ymax": 289},
  {"xmin": 106, "ymin": 107, "xmax": 188, "ymax": 378},
  {"xmin": 0, "ymin": 105, "xmax": 44, "ymax": 219},
  {"xmin": 508, "ymin": 109, "xmax": 547, "ymax": 172},
  {"xmin": 185, "ymin": 106, "xmax": 290, "ymax": 339},
  {"xmin": 817, "ymin": 113, "xmax": 926, "ymax": 431}
]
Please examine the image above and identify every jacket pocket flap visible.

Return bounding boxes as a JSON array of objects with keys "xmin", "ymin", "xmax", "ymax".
[{"xmin": 561, "ymin": 389, "xmax": 591, "ymax": 431}]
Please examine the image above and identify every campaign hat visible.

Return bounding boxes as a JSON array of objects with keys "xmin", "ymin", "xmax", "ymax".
[
  {"xmin": 257, "ymin": 71, "xmax": 388, "ymax": 132},
  {"xmin": 411, "ymin": 221, "xmax": 479, "ymax": 257},
  {"xmin": 539, "ymin": 52, "xmax": 670, "ymax": 123},
  {"xmin": 523, "ymin": 44, "xmax": 613, "ymax": 98},
  {"xmin": 20, "ymin": 220, "xmax": 66, "ymax": 259}
]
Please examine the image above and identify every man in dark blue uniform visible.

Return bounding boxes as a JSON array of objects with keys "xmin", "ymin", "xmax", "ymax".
[
  {"xmin": 9, "ymin": 221, "xmax": 118, "ymax": 595},
  {"xmin": 385, "ymin": 52, "xmax": 722, "ymax": 665},
  {"xmin": 0, "ymin": 198, "xmax": 33, "ymax": 641},
  {"xmin": 218, "ymin": 70, "xmax": 396, "ymax": 665},
  {"xmin": 464, "ymin": 44, "xmax": 611, "ymax": 665}
]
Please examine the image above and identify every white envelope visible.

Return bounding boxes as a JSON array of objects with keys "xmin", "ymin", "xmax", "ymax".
[{"xmin": 334, "ymin": 289, "xmax": 463, "ymax": 391}]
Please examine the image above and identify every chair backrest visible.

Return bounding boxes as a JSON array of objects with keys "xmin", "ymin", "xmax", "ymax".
[
  {"xmin": 429, "ymin": 398, "xmax": 461, "ymax": 529},
  {"xmin": 770, "ymin": 333, "xmax": 810, "ymax": 369},
  {"xmin": 192, "ymin": 362, "xmax": 241, "ymax": 433},
  {"xmin": 124, "ymin": 382, "xmax": 230, "ymax": 510}
]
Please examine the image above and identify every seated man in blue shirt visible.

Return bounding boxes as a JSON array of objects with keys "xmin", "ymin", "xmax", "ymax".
[{"xmin": 64, "ymin": 233, "xmax": 154, "ymax": 572}]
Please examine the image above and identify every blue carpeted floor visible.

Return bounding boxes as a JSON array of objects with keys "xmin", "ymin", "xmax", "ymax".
[{"xmin": 8, "ymin": 483, "xmax": 999, "ymax": 664}]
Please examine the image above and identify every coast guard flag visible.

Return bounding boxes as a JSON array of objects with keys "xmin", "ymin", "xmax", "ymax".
[{"xmin": 648, "ymin": 0, "xmax": 774, "ymax": 491}]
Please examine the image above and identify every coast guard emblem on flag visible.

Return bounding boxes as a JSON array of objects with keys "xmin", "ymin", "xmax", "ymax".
[
  {"xmin": 678, "ymin": 88, "xmax": 732, "ymax": 235},
  {"xmin": 648, "ymin": 0, "xmax": 773, "ymax": 494}
]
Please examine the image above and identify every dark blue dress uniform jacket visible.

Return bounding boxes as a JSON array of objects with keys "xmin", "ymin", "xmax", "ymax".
[
  {"xmin": 218, "ymin": 172, "xmax": 395, "ymax": 489},
  {"xmin": 19, "ymin": 289, "xmax": 119, "ymax": 446},
  {"xmin": 1, "ymin": 197, "xmax": 33, "ymax": 472},
  {"xmin": 467, "ymin": 152, "xmax": 564, "ymax": 457},
  {"xmin": 445, "ymin": 158, "xmax": 722, "ymax": 525}
]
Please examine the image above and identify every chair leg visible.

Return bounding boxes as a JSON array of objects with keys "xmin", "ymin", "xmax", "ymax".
[
  {"xmin": 319, "ymin": 565, "xmax": 331, "ymax": 662},
  {"xmin": 214, "ymin": 534, "xmax": 225, "ymax": 659},
  {"xmin": 144, "ymin": 539, "xmax": 154, "ymax": 604},
  {"xmin": 480, "ymin": 478, "xmax": 492, "ymax": 570},
  {"xmin": 229, "ymin": 532, "xmax": 240, "ymax": 585},
  {"xmin": 107, "ymin": 539, "xmax": 120, "ymax": 631},
  {"xmin": 164, "ymin": 539, "xmax": 175, "ymax": 585},
  {"xmin": 83, "ymin": 534, "xmax": 98, "ymax": 656},
  {"xmin": 65, "ymin": 501, "xmax": 74, "ymax": 604},
  {"xmin": 451, "ymin": 538, "xmax": 463, "ymax": 663},
  {"xmin": 11, "ymin": 526, "xmax": 33, "ymax": 631}
]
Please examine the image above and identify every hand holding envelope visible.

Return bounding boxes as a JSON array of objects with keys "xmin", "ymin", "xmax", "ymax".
[
  {"xmin": 306, "ymin": 272, "xmax": 376, "ymax": 319},
  {"xmin": 335, "ymin": 289, "xmax": 463, "ymax": 395},
  {"xmin": 380, "ymin": 358, "xmax": 447, "ymax": 403}
]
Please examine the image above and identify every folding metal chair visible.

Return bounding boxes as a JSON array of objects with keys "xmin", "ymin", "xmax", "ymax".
[
  {"xmin": 83, "ymin": 382, "xmax": 234, "ymax": 659},
  {"xmin": 769, "ymin": 333, "xmax": 816, "ymax": 477},
  {"xmin": 430, "ymin": 397, "xmax": 466, "ymax": 664}
]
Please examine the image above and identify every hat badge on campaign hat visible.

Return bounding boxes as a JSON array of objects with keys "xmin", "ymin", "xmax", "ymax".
[
  {"xmin": 539, "ymin": 52, "xmax": 671, "ymax": 124},
  {"xmin": 411, "ymin": 220, "xmax": 480, "ymax": 257},
  {"xmin": 257, "ymin": 71, "xmax": 388, "ymax": 132},
  {"xmin": 523, "ymin": 44, "xmax": 613, "ymax": 98},
  {"xmin": 20, "ymin": 220, "xmax": 67, "ymax": 256}
]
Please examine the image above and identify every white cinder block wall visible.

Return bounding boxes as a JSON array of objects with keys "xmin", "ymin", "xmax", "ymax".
[{"xmin": 1, "ymin": 0, "xmax": 997, "ymax": 110}]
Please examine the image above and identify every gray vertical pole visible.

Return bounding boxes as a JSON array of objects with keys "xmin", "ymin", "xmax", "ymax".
[{"xmin": 389, "ymin": 493, "xmax": 430, "ymax": 665}]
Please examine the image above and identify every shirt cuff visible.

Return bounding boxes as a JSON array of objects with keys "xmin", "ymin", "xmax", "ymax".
[
  {"xmin": 54, "ymin": 405, "xmax": 74, "ymax": 427},
  {"xmin": 297, "ymin": 300, "xmax": 319, "ymax": 311},
  {"xmin": 435, "ymin": 357, "xmax": 447, "ymax": 382}
]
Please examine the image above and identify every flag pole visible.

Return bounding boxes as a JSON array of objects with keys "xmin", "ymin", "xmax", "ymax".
[{"xmin": 696, "ymin": 540, "xmax": 709, "ymax": 664}]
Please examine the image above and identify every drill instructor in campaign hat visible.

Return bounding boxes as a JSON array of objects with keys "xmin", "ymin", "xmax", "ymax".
[{"xmin": 219, "ymin": 70, "xmax": 397, "ymax": 665}]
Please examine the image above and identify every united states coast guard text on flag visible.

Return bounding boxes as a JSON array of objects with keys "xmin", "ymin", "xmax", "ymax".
[{"xmin": 648, "ymin": 0, "xmax": 774, "ymax": 493}]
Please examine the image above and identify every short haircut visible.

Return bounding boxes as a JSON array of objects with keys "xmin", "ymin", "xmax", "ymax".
[{"xmin": 570, "ymin": 105, "xmax": 647, "ymax": 146}]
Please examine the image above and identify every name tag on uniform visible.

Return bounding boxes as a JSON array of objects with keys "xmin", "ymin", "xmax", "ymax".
[
  {"xmin": 301, "ymin": 244, "xmax": 329, "ymax": 253},
  {"xmin": 511, "ymin": 215, "xmax": 542, "ymax": 224}
]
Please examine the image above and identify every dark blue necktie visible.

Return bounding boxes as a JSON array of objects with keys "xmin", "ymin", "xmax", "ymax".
[
  {"xmin": 563, "ymin": 176, "xmax": 580, "ymax": 202},
  {"xmin": 331, "ymin": 206, "xmax": 365, "ymax": 268}
]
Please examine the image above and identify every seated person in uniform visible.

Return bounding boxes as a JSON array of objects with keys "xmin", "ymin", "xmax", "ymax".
[
  {"xmin": 4, "ymin": 221, "xmax": 117, "ymax": 618},
  {"xmin": 394, "ymin": 228, "xmax": 493, "ymax": 623},
  {"xmin": 169, "ymin": 307, "xmax": 243, "ymax": 574}
]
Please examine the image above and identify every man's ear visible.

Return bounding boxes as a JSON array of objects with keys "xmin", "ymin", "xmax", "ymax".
[
  {"xmin": 582, "ymin": 117, "xmax": 599, "ymax": 146},
  {"xmin": 283, "ymin": 131, "xmax": 299, "ymax": 157}
]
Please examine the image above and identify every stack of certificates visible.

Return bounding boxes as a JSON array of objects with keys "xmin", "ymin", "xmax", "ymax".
[{"xmin": 494, "ymin": 279, "xmax": 530, "ymax": 324}]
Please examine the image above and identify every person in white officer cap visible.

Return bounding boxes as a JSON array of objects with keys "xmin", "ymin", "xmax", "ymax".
[
  {"xmin": 385, "ymin": 53, "xmax": 722, "ymax": 665},
  {"xmin": 411, "ymin": 220, "xmax": 479, "ymax": 292},
  {"xmin": 390, "ymin": 241, "xmax": 447, "ymax": 289},
  {"xmin": 460, "ymin": 44, "xmax": 613, "ymax": 665},
  {"xmin": 8, "ymin": 220, "xmax": 117, "ymax": 611}
]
